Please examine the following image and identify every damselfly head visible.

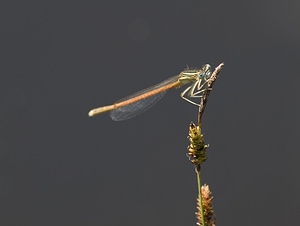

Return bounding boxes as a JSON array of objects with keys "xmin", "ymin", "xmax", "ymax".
[{"xmin": 200, "ymin": 64, "xmax": 211, "ymax": 79}]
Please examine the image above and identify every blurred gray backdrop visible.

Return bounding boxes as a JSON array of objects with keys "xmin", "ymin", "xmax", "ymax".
[{"xmin": 1, "ymin": 0, "xmax": 299, "ymax": 225}]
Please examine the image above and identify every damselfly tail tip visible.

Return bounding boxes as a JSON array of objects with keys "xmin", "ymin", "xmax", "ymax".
[
  {"xmin": 88, "ymin": 105, "xmax": 115, "ymax": 117},
  {"xmin": 88, "ymin": 109, "xmax": 96, "ymax": 117}
]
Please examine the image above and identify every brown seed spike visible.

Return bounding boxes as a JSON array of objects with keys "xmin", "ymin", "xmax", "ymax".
[{"xmin": 196, "ymin": 184, "xmax": 216, "ymax": 226}]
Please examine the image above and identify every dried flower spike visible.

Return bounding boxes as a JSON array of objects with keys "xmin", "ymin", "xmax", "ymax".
[{"xmin": 196, "ymin": 184, "xmax": 216, "ymax": 226}]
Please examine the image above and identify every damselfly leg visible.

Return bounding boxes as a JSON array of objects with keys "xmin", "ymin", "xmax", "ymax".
[{"xmin": 180, "ymin": 76, "xmax": 211, "ymax": 106}]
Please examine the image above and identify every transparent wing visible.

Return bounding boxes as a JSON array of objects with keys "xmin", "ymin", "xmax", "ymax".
[
  {"xmin": 110, "ymin": 91, "xmax": 167, "ymax": 121},
  {"xmin": 110, "ymin": 75, "xmax": 179, "ymax": 121}
]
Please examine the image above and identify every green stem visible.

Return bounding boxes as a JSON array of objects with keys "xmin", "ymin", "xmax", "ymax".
[{"xmin": 197, "ymin": 170, "xmax": 205, "ymax": 226}]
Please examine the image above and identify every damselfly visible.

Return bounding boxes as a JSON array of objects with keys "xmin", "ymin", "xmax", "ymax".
[{"xmin": 88, "ymin": 64, "xmax": 212, "ymax": 121}]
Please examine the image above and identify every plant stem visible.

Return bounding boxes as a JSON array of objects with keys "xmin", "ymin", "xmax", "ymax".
[
  {"xmin": 198, "ymin": 62, "xmax": 224, "ymax": 125},
  {"xmin": 197, "ymin": 169, "xmax": 206, "ymax": 226}
]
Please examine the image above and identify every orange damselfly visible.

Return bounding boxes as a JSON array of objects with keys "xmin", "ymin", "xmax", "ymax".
[{"xmin": 88, "ymin": 64, "xmax": 212, "ymax": 121}]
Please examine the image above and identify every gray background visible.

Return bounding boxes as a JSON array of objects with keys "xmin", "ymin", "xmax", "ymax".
[{"xmin": 1, "ymin": 0, "xmax": 299, "ymax": 225}]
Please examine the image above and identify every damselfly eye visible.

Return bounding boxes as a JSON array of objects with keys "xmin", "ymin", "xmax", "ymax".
[{"xmin": 200, "ymin": 64, "xmax": 211, "ymax": 78}]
